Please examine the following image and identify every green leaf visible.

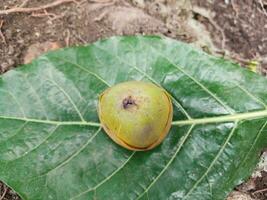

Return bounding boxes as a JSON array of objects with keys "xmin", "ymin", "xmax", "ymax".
[{"xmin": 0, "ymin": 36, "xmax": 266, "ymax": 200}]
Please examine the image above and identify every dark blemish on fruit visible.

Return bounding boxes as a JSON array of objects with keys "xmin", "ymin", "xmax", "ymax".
[
  {"xmin": 142, "ymin": 124, "xmax": 152, "ymax": 136},
  {"xmin": 122, "ymin": 95, "xmax": 137, "ymax": 109}
]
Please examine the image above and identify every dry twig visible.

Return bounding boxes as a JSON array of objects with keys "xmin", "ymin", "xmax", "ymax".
[
  {"xmin": 31, "ymin": 9, "xmax": 67, "ymax": 21},
  {"xmin": 0, "ymin": 184, "xmax": 7, "ymax": 200},
  {"xmin": 64, "ymin": 29, "xmax": 71, "ymax": 46},
  {"xmin": 19, "ymin": 0, "xmax": 30, "ymax": 8},
  {"xmin": 31, "ymin": 10, "xmax": 57, "ymax": 18},
  {"xmin": 0, "ymin": 20, "xmax": 6, "ymax": 44},
  {"xmin": 252, "ymin": 188, "xmax": 267, "ymax": 197},
  {"xmin": 94, "ymin": 9, "xmax": 109, "ymax": 21},
  {"xmin": 231, "ymin": 0, "xmax": 239, "ymax": 16},
  {"xmin": 89, "ymin": 0, "xmax": 114, "ymax": 2},
  {"xmin": 209, "ymin": 18, "xmax": 226, "ymax": 49},
  {"xmin": 258, "ymin": 0, "xmax": 267, "ymax": 17},
  {"xmin": 0, "ymin": 0, "xmax": 77, "ymax": 15},
  {"xmin": 252, "ymin": 187, "xmax": 267, "ymax": 195},
  {"xmin": 77, "ymin": 35, "xmax": 87, "ymax": 44}
]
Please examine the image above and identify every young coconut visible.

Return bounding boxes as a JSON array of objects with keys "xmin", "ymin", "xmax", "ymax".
[{"xmin": 98, "ymin": 81, "xmax": 173, "ymax": 151}]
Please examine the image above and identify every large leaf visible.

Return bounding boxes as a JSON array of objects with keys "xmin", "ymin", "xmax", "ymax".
[{"xmin": 0, "ymin": 36, "xmax": 266, "ymax": 200}]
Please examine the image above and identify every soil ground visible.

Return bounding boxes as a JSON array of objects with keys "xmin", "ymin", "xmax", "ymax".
[{"xmin": 0, "ymin": 0, "xmax": 266, "ymax": 199}]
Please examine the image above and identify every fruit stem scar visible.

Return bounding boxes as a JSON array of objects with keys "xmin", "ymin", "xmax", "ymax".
[{"xmin": 122, "ymin": 96, "xmax": 137, "ymax": 109}]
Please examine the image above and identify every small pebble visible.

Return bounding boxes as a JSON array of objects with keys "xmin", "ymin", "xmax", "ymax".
[{"xmin": 8, "ymin": 45, "xmax": 14, "ymax": 55}]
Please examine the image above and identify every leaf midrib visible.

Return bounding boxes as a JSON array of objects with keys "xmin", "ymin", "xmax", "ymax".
[
  {"xmin": 0, "ymin": 110, "xmax": 266, "ymax": 127},
  {"xmin": 172, "ymin": 109, "xmax": 267, "ymax": 125},
  {"xmin": 0, "ymin": 115, "xmax": 101, "ymax": 126}
]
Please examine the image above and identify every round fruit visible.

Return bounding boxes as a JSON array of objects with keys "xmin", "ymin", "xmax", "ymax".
[{"xmin": 98, "ymin": 81, "xmax": 173, "ymax": 151}]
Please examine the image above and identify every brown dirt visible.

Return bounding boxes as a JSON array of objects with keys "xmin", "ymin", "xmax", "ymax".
[
  {"xmin": 233, "ymin": 171, "xmax": 267, "ymax": 200},
  {"xmin": 0, "ymin": 181, "xmax": 20, "ymax": 200},
  {"xmin": 0, "ymin": 0, "xmax": 170, "ymax": 73},
  {"xmin": 0, "ymin": 0, "xmax": 266, "ymax": 199},
  {"xmin": 192, "ymin": 0, "xmax": 267, "ymax": 75},
  {"xmin": 252, "ymin": 171, "xmax": 267, "ymax": 200}
]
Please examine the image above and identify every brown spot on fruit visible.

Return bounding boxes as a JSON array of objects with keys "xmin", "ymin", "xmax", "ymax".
[
  {"xmin": 122, "ymin": 95, "xmax": 137, "ymax": 109},
  {"xmin": 142, "ymin": 124, "xmax": 153, "ymax": 136}
]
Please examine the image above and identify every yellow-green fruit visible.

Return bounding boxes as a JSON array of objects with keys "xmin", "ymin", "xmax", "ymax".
[{"xmin": 98, "ymin": 81, "xmax": 173, "ymax": 151}]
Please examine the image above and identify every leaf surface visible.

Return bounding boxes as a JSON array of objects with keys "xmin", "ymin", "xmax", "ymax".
[{"xmin": 0, "ymin": 36, "xmax": 266, "ymax": 200}]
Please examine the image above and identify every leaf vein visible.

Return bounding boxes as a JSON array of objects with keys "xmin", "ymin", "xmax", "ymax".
[
  {"xmin": 53, "ymin": 56, "xmax": 111, "ymax": 87},
  {"xmin": 224, "ymin": 120, "xmax": 267, "ymax": 187},
  {"xmin": 136, "ymin": 125, "xmax": 195, "ymax": 200},
  {"xmin": 24, "ymin": 127, "xmax": 102, "ymax": 185},
  {"xmin": 9, "ymin": 125, "xmax": 59, "ymax": 162},
  {"xmin": 240, "ymin": 120, "xmax": 267, "ymax": 164},
  {"xmin": 235, "ymin": 84, "xmax": 267, "ymax": 108},
  {"xmin": 45, "ymin": 127, "xmax": 102, "ymax": 175},
  {"xmin": 5, "ymin": 90, "xmax": 26, "ymax": 118},
  {"xmin": 23, "ymin": 74, "xmax": 50, "ymax": 120},
  {"xmin": 149, "ymin": 47, "xmax": 235, "ymax": 115},
  {"xmin": 71, "ymin": 151, "xmax": 136, "ymax": 200},
  {"xmin": 182, "ymin": 121, "xmax": 238, "ymax": 199},
  {"xmin": 46, "ymin": 79, "xmax": 86, "ymax": 122},
  {"xmin": 0, "ymin": 121, "xmax": 28, "ymax": 144}
]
